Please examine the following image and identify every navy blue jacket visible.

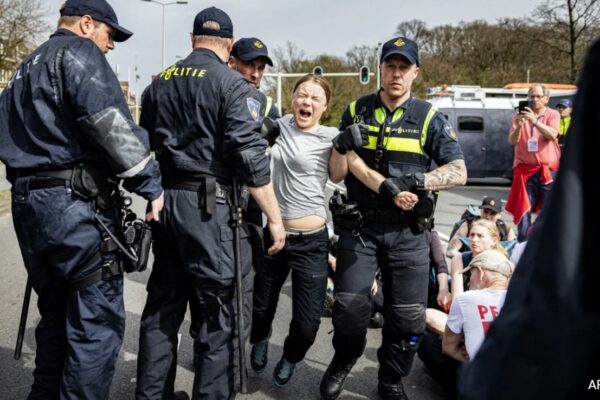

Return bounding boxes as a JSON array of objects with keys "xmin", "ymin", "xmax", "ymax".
[
  {"xmin": 0, "ymin": 29, "xmax": 162, "ymax": 200},
  {"xmin": 140, "ymin": 48, "xmax": 270, "ymax": 187}
]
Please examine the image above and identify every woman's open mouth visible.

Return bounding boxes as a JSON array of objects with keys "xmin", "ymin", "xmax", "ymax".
[{"xmin": 299, "ymin": 109, "xmax": 312, "ymax": 118}]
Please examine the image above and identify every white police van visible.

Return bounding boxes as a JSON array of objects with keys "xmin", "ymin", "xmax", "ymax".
[{"xmin": 426, "ymin": 84, "xmax": 576, "ymax": 179}]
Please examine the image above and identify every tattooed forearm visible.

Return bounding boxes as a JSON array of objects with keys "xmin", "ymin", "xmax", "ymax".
[{"xmin": 424, "ymin": 159, "xmax": 467, "ymax": 191}]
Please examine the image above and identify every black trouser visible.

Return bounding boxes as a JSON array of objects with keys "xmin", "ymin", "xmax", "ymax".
[
  {"xmin": 331, "ymin": 223, "xmax": 430, "ymax": 381},
  {"xmin": 12, "ymin": 178, "xmax": 124, "ymax": 400},
  {"xmin": 136, "ymin": 188, "xmax": 252, "ymax": 400},
  {"xmin": 251, "ymin": 228, "xmax": 329, "ymax": 363},
  {"xmin": 417, "ymin": 331, "xmax": 460, "ymax": 399}
]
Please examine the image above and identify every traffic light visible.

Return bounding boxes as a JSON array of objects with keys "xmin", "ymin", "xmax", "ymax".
[
  {"xmin": 313, "ymin": 66, "xmax": 323, "ymax": 76},
  {"xmin": 359, "ymin": 66, "xmax": 370, "ymax": 85}
]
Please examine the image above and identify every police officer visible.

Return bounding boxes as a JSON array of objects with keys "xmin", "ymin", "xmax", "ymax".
[
  {"xmin": 228, "ymin": 37, "xmax": 280, "ymax": 120},
  {"xmin": 135, "ymin": 7, "xmax": 285, "ymax": 400},
  {"xmin": 0, "ymin": 1, "xmax": 164, "ymax": 399},
  {"xmin": 320, "ymin": 37, "xmax": 467, "ymax": 400}
]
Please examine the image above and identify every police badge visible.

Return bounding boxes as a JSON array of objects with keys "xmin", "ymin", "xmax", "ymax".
[{"xmin": 246, "ymin": 98, "xmax": 261, "ymax": 122}]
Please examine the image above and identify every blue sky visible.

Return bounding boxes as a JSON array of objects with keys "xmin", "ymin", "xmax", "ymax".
[{"xmin": 40, "ymin": 0, "xmax": 539, "ymax": 95}]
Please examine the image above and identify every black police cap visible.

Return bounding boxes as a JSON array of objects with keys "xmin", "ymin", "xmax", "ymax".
[
  {"xmin": 232, "ymin": 38, "xmax": 273, "ymax": 66},
  {"xmin": 60, "ymin": 0, "xmax": 133, "ymax": 42},
  {"xmin": 380, "ymin": 36, "xmax": 419, "ymax": 66},
  {"xmin": 193, "ymin": 7, "xmax": 233, "ymax": 38}
]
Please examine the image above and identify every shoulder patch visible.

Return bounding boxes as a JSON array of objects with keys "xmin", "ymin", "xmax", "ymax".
[
  {"xmin": 444, "ymin": 124, "xmax": 458, "ymax": 141},
  {"xmin": 246, "ymin": 98, "xmax": 261, "ymax": 122}
]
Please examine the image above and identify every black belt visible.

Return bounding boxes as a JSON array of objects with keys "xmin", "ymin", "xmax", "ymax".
[
  {"xmin": 163, "ymin": 175, "xmax": 232, "ymax": 214},
  {"xmin": 363, "ymin": 209, "xmax": 413, "ymax": 225},
  {"xmin": 27, "ymin": 177, "xmax": 69, "ymax": 190}
]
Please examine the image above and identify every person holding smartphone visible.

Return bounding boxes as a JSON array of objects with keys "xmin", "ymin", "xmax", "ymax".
[{"xmin": 506, "ymin": 84, "xmax": 560, "ymax": 241}]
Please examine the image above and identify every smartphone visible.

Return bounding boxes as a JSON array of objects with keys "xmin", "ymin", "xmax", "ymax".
[{"xmin": 518, "ymin": 100, "xmax": 530, "ymax": 113}]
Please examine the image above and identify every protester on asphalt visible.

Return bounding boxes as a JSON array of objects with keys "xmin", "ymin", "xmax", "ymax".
[
  {"xmin": 319, "ymin": 36, "xmax": 467, "ymax": 400},
  {"xmin": 135, "ymin": 7, "xmax": 284, "ymax": 400},
  {"xmin": 450, "ymin": 219, "xmax": 509, "ymax": 298},
  {"xmin": 446, "ymin": 196, "xmax": 515, "ymax": 259},
  {"xmin": 506, "ymin": 83, "xmax": 560, "ymax": 242},
  {"xmin": 250, "ymin": 74, "xmax": 347, "ymax": 387},
  {"xmin": 442, "ymin": 249, "xmax": 512, "ymax": 360},
  {"xmin": 0, "ymin": 0, "xmax": 164, "ymax": 398}
]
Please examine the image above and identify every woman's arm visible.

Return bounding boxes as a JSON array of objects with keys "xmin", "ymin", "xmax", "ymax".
[
  {"xmin": 328, "ymin": 149, "xmax": 348, "ymax": 183},
  {"xmin": 446, "ymin": 222, "xmax": 468, "ymax": 258},
  {"xmin": 346, "ymin": 151, "xmax": 385, "ymax": 192},
  {"xmin": 450, "ymin": 255, "xmax": 465, "ymax": 299}
]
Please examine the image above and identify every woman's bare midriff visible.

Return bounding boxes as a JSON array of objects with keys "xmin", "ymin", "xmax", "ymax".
[{"xmin": 283, "ymin": 215, "xmax": 326, "ymax": 231}]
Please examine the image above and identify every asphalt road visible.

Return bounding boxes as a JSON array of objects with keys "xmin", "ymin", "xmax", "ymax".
[{"xmin": 0, "ymin": 181, "xmax": 511, "ymax": 399}]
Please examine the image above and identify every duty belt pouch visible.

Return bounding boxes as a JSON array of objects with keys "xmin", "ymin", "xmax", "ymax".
[
  {"xmin": 413, "ymin": 191, "xmax": 436, "ymax": 232},
  {"xmin": 329, "ymin": 190, "xmax": 363, "ymax": 234},
  {"xmin": 122, "ymin": 219, "xmax": 152, "ymax": 273},
  {"xmin": 71, "ymin": 164, "xmax": 100, "ymax": 199}
]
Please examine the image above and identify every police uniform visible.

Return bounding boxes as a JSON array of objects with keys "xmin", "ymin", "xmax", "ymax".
[
  {"xmin": 321, "ymin": 37, "xmax": 464, "ymax": 400},
  {"xmin": 135, "ymin": 8, "xmax": 271, "ymax": 400},
  {"xmin": 0, "ymin": 1, "xmax": 163, "ymax": 399}
]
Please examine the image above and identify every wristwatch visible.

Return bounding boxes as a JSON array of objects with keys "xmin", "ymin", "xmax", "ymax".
[{"xmin": 414, "ymin": 172, "xmax": 426, "ymax": 190}]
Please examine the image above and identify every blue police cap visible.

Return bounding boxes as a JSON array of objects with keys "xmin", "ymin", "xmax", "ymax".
[
  {"xmin": 556, "ymin": 99, "xmax": 573, "ymax": 108},
  {"xmin": 232, "ymin": 38, "xmax": 273, "ymax": 66},
  {"xmin": 60, "ymin": 0, "xmax": 133, "ymax": 42},
  {"xmin": 380, "ymin": 36, "xmax": 419, "ymax": 66},
  {"xmin": 193, "ymin": 7, "xmax": 233, "ymax": 38}
]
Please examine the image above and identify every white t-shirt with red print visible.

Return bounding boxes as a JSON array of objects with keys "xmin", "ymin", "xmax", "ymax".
[{"xmin": 447, "ymin": 288, "xmax": 507, "ymax": 359}]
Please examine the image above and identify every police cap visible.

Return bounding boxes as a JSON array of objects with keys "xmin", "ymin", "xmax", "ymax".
[
  {"xmin": 193, "ymin": 7, "xmax": 233, "ymax": 38},
  {"xmin": 60, "ymin": 0, "xmax": 133, "ymax": 42},
  {"xmin": 232, "ymin": 38, "xmax": 273, "ymax": 66},
  {"xmin": 380, "ymin": 36, "xmax": 419, "ymax": 66}
]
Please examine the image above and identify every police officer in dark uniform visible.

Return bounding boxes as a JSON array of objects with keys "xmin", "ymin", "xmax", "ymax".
[
  {"xmin": 0, "ymin": 1, "xmax": 164, "ymax": 399},
  {"xmin": 135, "ymin": 7, "xmax": 285, "ymax": 400},
  {"xmin": 228, "ymin": 37, "xmax": 280, "ymax": 120},
  {"xmin": 320, "ymin": 37, "xmax": 467, "ymax": 400}
]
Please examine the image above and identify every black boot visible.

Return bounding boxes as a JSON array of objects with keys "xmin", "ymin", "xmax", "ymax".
[
  {"xmin": 319, "ymin": 355, "xmax": 358, "ymax": 400},
  {"xmin": 377, "ymin": 376, "xmax": 408, "ymax": 400}
]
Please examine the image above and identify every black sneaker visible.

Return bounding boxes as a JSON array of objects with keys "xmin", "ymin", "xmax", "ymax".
[
  {"xmin": 250, "ymin": 338, "xmax": 269, "ymax": 373},
  {"xmin": 272, "ymin": 357, "xmax": 296, "ymax": 387},
  {"xmin": 319, "ymin": 355, "xmax": 357, "ymax": 400},
  {"xmin": 370, "ymin": 312, "xmax": 385, "ymax": 329},
  {"xmin": 378, "ymin": 377, "xmax": 408, "ymax": 400}
]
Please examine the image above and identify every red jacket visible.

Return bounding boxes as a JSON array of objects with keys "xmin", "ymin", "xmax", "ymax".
[{"xmin": 505, "ymin": 162, "xmax": 559, "ymax": 224}]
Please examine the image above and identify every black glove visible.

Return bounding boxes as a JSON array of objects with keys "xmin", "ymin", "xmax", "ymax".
[
  {"xmin": 261, "ymin": 118, "xmax": 280, "ymax": 145},
  {"xmin": 378, "ymin": 175, "xmax": 419, "ymax": 200},
  {"xmin": 332, "ymin": 124, "xmax": 369, "ymax": 154}
]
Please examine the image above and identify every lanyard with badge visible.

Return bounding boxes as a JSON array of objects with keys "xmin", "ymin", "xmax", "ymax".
[{"xmin": 527, "ymin": 114, "xmax": 543, "ymax": 153}]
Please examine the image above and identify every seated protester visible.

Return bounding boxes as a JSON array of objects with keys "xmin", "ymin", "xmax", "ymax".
[
  {"xmin": 446, "ymin": 196, "xmax": 516, "ymax": 259},
  {"xmin": 418, "ymin": 249, "xmax": 512, "ymax": 399},
  {"xmin": 450, "ymin": 219, "xmax": 509, "ymax": 298},
  {"xmin": 442, "ymin": 249, "xmax": 513, "ymax": 361}
]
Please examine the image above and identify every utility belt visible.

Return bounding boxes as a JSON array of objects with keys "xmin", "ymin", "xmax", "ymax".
[
  {"xmin": 163, "ymin": 175, "xmax": 247, "ymax": 214},
  {"xmin": 329, "ymin": 190, "xmax": 435, "ymax": 236},
  {"xmin": 15, "ymin": 165, "xmax": 151, "ymax": 289},
  {"xmin": 15, "ymin": 164, "xmax": 118, "ymax": 209},
  {"xmin": 362, "ymin": 209, "xmax": 412, "ymax": 225}
]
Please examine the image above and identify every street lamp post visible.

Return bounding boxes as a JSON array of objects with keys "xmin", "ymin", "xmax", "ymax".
[{"xmin": 141, "ymin": 0, "xmax": 188, "ymax": 71}]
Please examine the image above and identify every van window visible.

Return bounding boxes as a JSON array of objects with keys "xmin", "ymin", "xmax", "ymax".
[{"xmin": 458, "ymin": 116, "xmax": 484, "ymax": 132}]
